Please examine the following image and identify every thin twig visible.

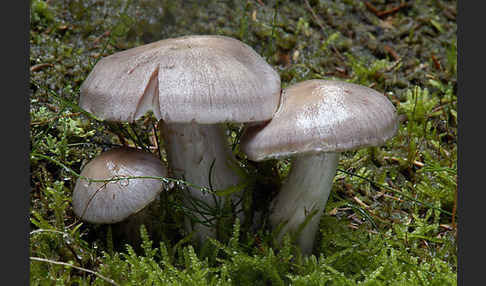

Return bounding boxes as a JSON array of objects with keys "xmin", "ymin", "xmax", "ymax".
[
  {"xmin": 353, "ymin": 196, "xmax": 370, "ymax": 208},
  {"xmin": 30, "ymin": 257, "xmax": 119, "ymax": 286},
  {"xmin": 30, "ymin": 63, "xmax": 54, "ymax": 72},
  {"xmin": 431, "ymin": 54, "xmax": 442, "ymax": 71},
  {"xmin": 365, "ymin": 2, "xmax": 408, "ymax": 18},
  {"xmin": 151, "ymin": 122, "xmax": 162, "ymax": 159},
  {"xmin": 330, "ymin": 45, "xmax": 346, "ymax": 61},
  {"xmin": 451, "ymin": 184, "xmax": 457, "ymax": 231},
  {"xmin": 303, "ymin": 0, "xmax": 326, "ymax": 32},
  {"xmin": 382, "ymin": 193, "xmax": 404, "ymax": 202},
  {"xmin": 364, "ymin": 2, "xmax": 380, "ymax": 15},
  {"xmin": 384, "ymin": 45, "xmax": 400, "ymax": 61},
  {"xmin": 92, "ymin": 31, "xmax": 111, "ymax": 45},
  {"xmin": 377, "ymin": 2, "xmax": 408, "ymax": 17},
  {"xmin": 384, "ymin": 58, "xmax": 402, "ymax": 72}
]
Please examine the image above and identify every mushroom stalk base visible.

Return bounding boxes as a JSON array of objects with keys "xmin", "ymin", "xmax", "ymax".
[
  {"xmin": 160, "ymin": 122, "xmax": 243, "ymax": 244},
  {"xmin": 111, "ymin": 198, "xmax": 164, "ymax": 250},
  {"xmin": 270, "ymin": 152, "xmax": 339, "ymax": 255}
]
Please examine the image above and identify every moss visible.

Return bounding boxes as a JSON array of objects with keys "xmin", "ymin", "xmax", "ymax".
[{"xmin": 30, "ymin": 0, "xmax": 457, "ymax": 285}]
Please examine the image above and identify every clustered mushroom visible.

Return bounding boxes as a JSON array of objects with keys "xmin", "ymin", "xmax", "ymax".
[
  {"xmin": 241, "ymin": 80, "xmax": 398, "ymax": 254},
  {"xmin": 76, "ymin": 35, "xmax": 398, "ymax": 255},
  {"xmin": 73, "ymin": 147, "xmax": 167, "ymax": 245},
  {"xmin": 78, "ymin": 35, "xmax": 280, "ymax": 243}
]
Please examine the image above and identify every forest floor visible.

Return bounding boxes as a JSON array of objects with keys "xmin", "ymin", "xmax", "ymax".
[{"xmin": 30, "ymin": 0, "xmax": 457, "ymax": 285}]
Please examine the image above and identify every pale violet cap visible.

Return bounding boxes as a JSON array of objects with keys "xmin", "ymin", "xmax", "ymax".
[
  {"xmin": 79, "ymin": 35, "xmax": 281, "ymax": 124},
  {"xmin": 72, "ymin": 148, "xmax": 167, "ymax": 224},
  {"xmin": 241, "ymin": 80, "xmax": 398, "ymax": 161}
]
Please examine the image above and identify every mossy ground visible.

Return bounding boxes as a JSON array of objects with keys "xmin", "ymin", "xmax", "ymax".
[{"xmin": 30, "ymin": 0, "xmax": 457, "ymax": 285}]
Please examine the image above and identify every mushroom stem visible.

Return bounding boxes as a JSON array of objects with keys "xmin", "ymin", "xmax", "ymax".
[
  {"xmin": 110, "ymin": 199, "xmax": 163, "ymax": 250},
  {"xmin": 270, "ymin": 152, "xmax": 339, "ymax": 255},
  {"xmin": 160, "ymin": 121, "xmax": 244, "ymax": 243}
]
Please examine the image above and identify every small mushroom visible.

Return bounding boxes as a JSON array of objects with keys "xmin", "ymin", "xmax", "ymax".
[
  {"xmin": 241, "ymin": 80, "xmax": 398, "ymax": 254},
  {"xmin": 72, "ymin": 148, "xmax": 167, "ymax": 245},
  {"xmin": 79, "ymin": 35, "xmax": 281, "ymax": 243}
]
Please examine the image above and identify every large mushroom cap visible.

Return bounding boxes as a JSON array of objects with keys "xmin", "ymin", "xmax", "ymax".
[
  {"xmin": 241, "ymin": 80, "xmax": 398, "ymax": 161},
  {"xmin": 72, "ymin": 148, "xmax": 167, "ymax": 224},
  {"xmin": 80, "ymin": 35, "xmax": 281, "ymax": 124}
]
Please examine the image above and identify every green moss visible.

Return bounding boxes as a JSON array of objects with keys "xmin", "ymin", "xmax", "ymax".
[
  {"xmin": 31, "ymin": 0, "xmax": 55, "ymax": 26},
  {"xmin": 30, "ymin": 0, "xmax": 457, "ymax": 284}
]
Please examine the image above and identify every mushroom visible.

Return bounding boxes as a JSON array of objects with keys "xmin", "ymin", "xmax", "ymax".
[
  {"xmin": 79, "ymin": 35, "xmax": 281, "ymax": 243},
  {"xmin": 72, "ymin": 148, "xmax": 167, "ymax": 245},
  {"xmin": 240, "ymin": 80, "xmax": 398, "ymax": 254}
]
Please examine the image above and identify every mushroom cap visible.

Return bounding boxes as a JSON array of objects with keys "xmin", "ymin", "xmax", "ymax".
[
  {"xmin": 241, "ymin": 80, "xmax": 398, "ymax": 161},
  {"xmin": 72, "ymin": 148, "xmax": 167, "ymax": 224},
  {"xmin": 79, "ymin": 35, "xmax": 281, "ymax": 124}
]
